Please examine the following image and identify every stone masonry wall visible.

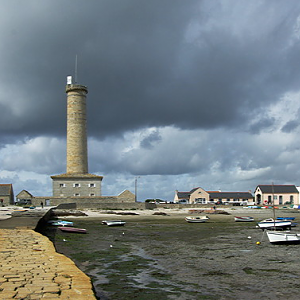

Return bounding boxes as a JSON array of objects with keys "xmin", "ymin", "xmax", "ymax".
[
  {"xmin": 52, "ymin": 177, "xmax": 102, "ymax": 197},
  {"xmin": 32, "ymin": 193, "xmax": 138, "ymax": 209},
  {"xmin": 66, "ymin": 84, "xmax": 88, "ymax": 174}
]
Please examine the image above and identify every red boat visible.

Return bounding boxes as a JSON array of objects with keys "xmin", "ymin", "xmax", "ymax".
[{"xmin": 58, "ymin": 226, "xmax": 87, "ymax": 234}]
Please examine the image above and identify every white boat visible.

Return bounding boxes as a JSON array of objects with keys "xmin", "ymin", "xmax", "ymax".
[
  {"xmin": 266, "ymin": 231, "xmax": 300, "ymax": 244},
  {"xmin": 48, "ymin": 220, "xmax": 74, "ymax": 226},
  {"xmin": 258, "ymin": 218, "xmax": 292, "ymax": 230},
  {"xmin": 102, "ymin": 220, "xmax": 126, "ymax": 226},
  {"xmin": 234, "ymin": 216, "xmax": 254, "ymax": 222},
  {"xmin": 185, "ymin": 216, "xmax": 210, "ymax": 223},
  {"xmin": 263, "ymin": 184, "xmax": 299, "ymax": 244}
]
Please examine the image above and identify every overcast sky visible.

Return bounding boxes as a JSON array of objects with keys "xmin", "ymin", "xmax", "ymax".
[{"xmin": 1, "ymin": 0, "xmax": 300, "ymax": 201}]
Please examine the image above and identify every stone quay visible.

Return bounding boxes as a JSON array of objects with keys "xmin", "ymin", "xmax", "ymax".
[{"xmin": 0, "ymin": 208, "xmax": 96, "ymax": 299}]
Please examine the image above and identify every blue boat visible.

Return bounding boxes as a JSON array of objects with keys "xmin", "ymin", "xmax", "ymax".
[
  {"xmin": 277, "ymin": 217, "xmax": 295, "ymax": 221},
  {"xmin": 48, "ymin": 220, "xmax": 74, "ymax": 227}
]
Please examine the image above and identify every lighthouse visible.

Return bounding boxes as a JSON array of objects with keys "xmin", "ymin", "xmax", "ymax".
[
  {"xmin": 66, "ymin": 82, "xmax": 88, "ymax": 174},
  {"xmin": 51, "ymin": 76, "xmax": 103, "ymax": 198}
]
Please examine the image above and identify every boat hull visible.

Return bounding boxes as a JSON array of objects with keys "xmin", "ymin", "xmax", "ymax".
[
  {"xmin": 277, "ymin": 217, "xmax": 295, "ymax": 221},
  {"xmin": 58, "ymin": 226, "xmax": 87, "ymax": 234},
  {"xmin": 185, "ymin": 216, "xmax": 209, "ymax": 223},
  {"xmin": 234, "ymin": 216, "xmax": 254, "ymax": 222},
  {"xmin": 102, "ymin": 220, "xmax": 126, "ymax": 226},
  {"xmin": 267, "ymin": 231, "xmax": 300, "ymax": 244},
  {"xmin": 48, "ymin": 220, "xmax": 74, "ymax": 227},
  {"xmin": 258, "ymin": 219, "xmax": 292, "ymax": 230}
]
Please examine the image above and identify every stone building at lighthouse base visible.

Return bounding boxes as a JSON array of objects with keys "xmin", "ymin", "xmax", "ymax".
[
  {"xmin": 16, "ymin": 188, "xmax": 138, "ymax": 210},
  {"xmin": 51, "ymin": 173, "xmax": 103, "ymax": 198}
]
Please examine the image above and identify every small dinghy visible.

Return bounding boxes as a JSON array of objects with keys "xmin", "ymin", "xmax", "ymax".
[
  {"xmin": 58, "ymin": 226, "xmax": 87, "ymax": 234},
  {"xmin": 48, "ymin": 220, "xmax": 74, "ymax": 227},
  {"xmin": 234, "ymin": 216, "xmax": 254, "ymax": 222},
  {"xmin": 102, "ymin": 220, "xmax": 126, "ymax": 226},
  {"xmin": 266, "ymin": 231, "xmax": 300, "ymax": 244},
  {"xmin": 276, "ymin": 217, "xmax": 295, "ymax": 221},
  {"xmin": 185, "ymin": 216, "xmax": 210, "ymax": 223}
]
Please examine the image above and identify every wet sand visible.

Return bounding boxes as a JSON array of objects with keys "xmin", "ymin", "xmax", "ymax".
[{"xmin": 42, "ymin": 207, "xmax": 300, "ymax": 300}]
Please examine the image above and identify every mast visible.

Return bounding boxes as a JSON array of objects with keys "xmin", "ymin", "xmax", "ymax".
[{"xmin": 272, "ymin": 183, "xmax": 276, "ymax": 228}]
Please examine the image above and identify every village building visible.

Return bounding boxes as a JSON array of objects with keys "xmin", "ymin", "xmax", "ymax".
[
  {"xmin": 174, "ymin": 187, "xmax": 254, "ymax": 206},
  {"xmin": 0, "ymin": 184, "xmax": 14, "ymax": 206},
  {"xmin": 254, "ymin": 185, "xmax": 299, "ymax": 206},
  {"xmin": 15, "ymin": 190, "xmax": 33, "ymax": 205}
]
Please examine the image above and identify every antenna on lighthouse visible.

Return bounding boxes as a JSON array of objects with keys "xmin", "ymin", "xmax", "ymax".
[{"xmin": 75, "ymin": 54, "xmax": 78, "ymax": 84}]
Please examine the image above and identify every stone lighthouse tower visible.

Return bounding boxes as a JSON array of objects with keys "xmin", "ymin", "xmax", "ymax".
[
  {"xmin": 66, "ymin": 83, "xmax": 88, "ymax": 174},
  {"xmin": 51, "ymin": 77, "xmax": 103, "ymax": 198}
]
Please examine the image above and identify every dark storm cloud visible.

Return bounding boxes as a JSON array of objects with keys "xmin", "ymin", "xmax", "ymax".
[
  {"xmin": 0, "ymin": 0, "xmax": 299, "ymax": 140},
  {"xmin": 2, "ymin": 1, "xmax": 300, "ymax": 199},
  {"xmin": 249, "ymin": 117, "xmax": 276, "ymax": 134},
  {"xmin": 281, "ymin": 120, "xmax": 299, "ymax": 133}
]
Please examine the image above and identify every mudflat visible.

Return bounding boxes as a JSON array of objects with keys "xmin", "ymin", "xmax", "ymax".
[{"xmin": 42, "ymin": 208, "xmax": 300, "ymax": 300}]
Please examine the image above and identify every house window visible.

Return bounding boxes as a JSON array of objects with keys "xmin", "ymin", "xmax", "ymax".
[
  {"xmin": 90, "ymin": 193, "xmax": 95, "ymax": 196},
  {"xmin": 89, "ymin": 183, "xmax": 95, "ymax": 188},
  {"xmin": 59, "ymin": 183, "xmax": 66, "ymax": 188},
  {"xmin": 73, "ymin": 183, "xmax": 80, "ymax": 188},
  {"xmin": 74, "ymin": 193, "xmax": 80, "ymax": 196},
  {"xmin": 195, "ymin": 198, "xmax": 205, "ymax": 204}
]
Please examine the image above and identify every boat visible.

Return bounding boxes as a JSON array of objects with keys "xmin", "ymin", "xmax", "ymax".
[
  {"xmin": 58, "ymin": 226, "xmax": 87, "ymax": 233},
  {"xmin": 258, "ymin": 218, "xmax": 292, "ymax": 230},
  {"xmin": 276, "ymin": 217, "xmax": 295, "ymax": 221},
  {"xmin": 266, "ymin": 231, "xmax": 300, "ymax": 244},
  {"xmin": 185, "ymin": 216, "xmax": 210, "ymax": 223},
  {"xmin": 234, "ymin": 216, "xmax": 254, "ymax": 222},
  {"xmin": 262, "ymin": 183, "xmax": 300, "ymax": 244},
  {"xmin": 48, "ymin": 220, "xmax": 74, "ymax": 226},
  {"xmin": 102, "ymin": 220, "xmax": 126, "ymax": 226}
]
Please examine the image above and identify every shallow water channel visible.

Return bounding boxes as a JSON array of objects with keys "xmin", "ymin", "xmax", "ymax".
[{"xmin": 42, "ymin": 213, "xmax": 300, "ymax": 300}]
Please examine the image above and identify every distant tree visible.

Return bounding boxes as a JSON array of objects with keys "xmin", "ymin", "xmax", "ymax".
[{"xmin": 145, "ymin": 199, "xmax": 164, "ymax": 203}]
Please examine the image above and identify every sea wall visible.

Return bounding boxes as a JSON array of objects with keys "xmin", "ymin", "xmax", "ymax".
[
  {"xmin": 0, "ymin": 228, "xmax": 96, "ymax": 299},
  {"xmin": 29, "ymin": 193, "xmax": 136, "ymax": 208},
  {"xmin": 0, "ymin": 208, "xmax": 97, "ymax": 299}
]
